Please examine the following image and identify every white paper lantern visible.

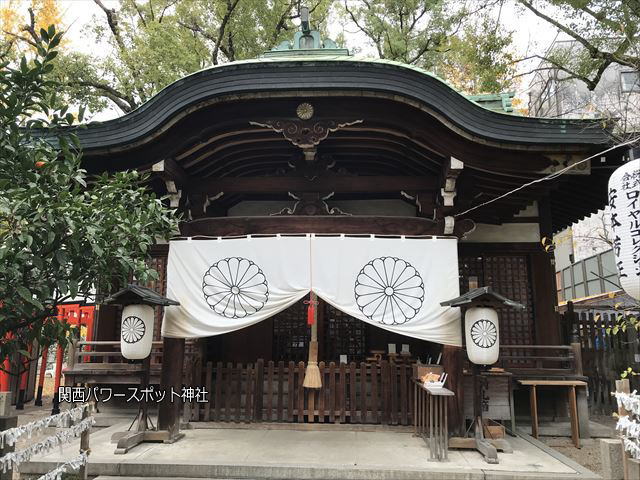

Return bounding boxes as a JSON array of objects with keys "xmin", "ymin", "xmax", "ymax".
[
  {"xmin": 465, "ymin": 307, "xmax": 499, "ymax": 365},
  {"xmin": 608, "ymin": 158, "xmax": 640, "ymax": 300},
  {"xmin": 120, "ymin": 304, "xmax": 155, "ymax": 359}
]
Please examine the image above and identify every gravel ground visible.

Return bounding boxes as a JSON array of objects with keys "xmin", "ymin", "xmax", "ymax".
[
  {"xmin": 540, "ymin": 436, "xmax": 604, "ymax": 477},
  {"xmin": 539, "ymin": 416, "xmax": 618, "ymax": 477}
]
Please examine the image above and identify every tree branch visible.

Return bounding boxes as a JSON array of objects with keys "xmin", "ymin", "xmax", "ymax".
[
  {"xmin": 3, "ymin": 30, "xmax": 38, "ymax": 49},
  {"xmin": 131, "ymin": 1, "xmax": 148, "ymax": 28},
  {"xmin": 66, "ymin": 80, "xmax": 136, "ymax": 112},
  {"xmin": 211, "ymin": 0, "xmax": 240, "ymax": 64},
  {"xmin": 93, "ymin": 0, "xmax": 126, "ymax": 52},
  {"xmin": 343, "ymin": 1, "xmax": 384, "ymax": 59},
  {"xmin": 518, "ymin": 0, "xmax": 638, "ymax": 71}
]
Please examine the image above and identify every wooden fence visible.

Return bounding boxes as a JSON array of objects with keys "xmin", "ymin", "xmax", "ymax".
[
  {"xmin": 564, "ymin": 305, "xmax": 640, "ymax": 415},
  {"xmin": 184, "ymin": 360, "xmax": 414, "ymax": 425}
]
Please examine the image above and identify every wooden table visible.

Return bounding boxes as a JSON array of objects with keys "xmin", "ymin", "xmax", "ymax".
[{"xmin": 518, "ymin": 380, "xmax": 587, "ymax": 448}]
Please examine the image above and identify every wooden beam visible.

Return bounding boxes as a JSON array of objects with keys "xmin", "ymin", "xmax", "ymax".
[
  {"xmin": 442, "ymin": 345, "xmax": 464, "ymax": 436},
  {"xmin": 442, "ymin": 157, "xmax": 464, "ymax": 192},
  {"xmin": 179, "ymin": 215, "xmax": 475, "ymax": 238},
  {"xmin": 188, "ymin": 176, "xmax": 438, "ymax": 195},
  {"xmin": 152, "ymin": 158, "xmax": 190, "ymax": 190}
]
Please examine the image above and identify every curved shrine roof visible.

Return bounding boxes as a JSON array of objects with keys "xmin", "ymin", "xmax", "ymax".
[{"xmin": 72, "ymin": 55, "xmax": 611, "ymax": 153}]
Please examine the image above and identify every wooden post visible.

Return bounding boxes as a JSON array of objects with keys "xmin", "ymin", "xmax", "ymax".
[
  {"xmin": 568, "ymin": 386, "xmax": 580, "ymax": 448},
  {"xmin": 570, "ymin": 342, "xmax": 583, "ymax": 376},
  {"xmin": 51, "ymin": 343, "xmax": 65, "ymax": 414},
  {"xmin": 78, "ymin": 404, "xmax": 91, "ymax": 480},
  {"xmin": 442, "ymin": 345, "xmax": 464, "ymax": 436},
  {"xmin": 616, "ymin": 378, "xmax": 631, "ymax": 480},
  {"xmin": 530, "ymin": 385, "xmax": 539, "ymax": 438},
  {"xmin": 137, "ymin": 356, "xmax": 151, "ymax": 431},
  {"xmin": 567, "ymin": 301, "xmax": 579, "ymax": 343},
  {"xmin": 67, "ymin": 339, "xmax": 78, "ymax": 371},
  {"xmin": 35, "ymin": 345, "xmax": 49, "ymax": 406},
  {"xmin": 255, "ymin": 359, "xmax": 264, "ymax": 422},
  {"xmin": 158, "ymin": 337, "xmax": 185, "ymax": 439}
]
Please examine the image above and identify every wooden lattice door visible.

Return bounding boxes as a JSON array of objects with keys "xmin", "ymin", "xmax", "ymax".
[
  {"xmin": 272, "ymin": 299, "xmax": 310, "ymax": 362},
  {"xmin": 322, "ymin": 303, "xmax": 367, "ymax": 362},
  {"xmin": 459, "ymin": 254, "xmax": 535, "ymax": 345}
]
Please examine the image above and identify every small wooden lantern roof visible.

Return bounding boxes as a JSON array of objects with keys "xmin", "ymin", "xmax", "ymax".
[
  {"xmin": 103, "ymin": 284, "xmax": 180, "ymax": 307},
  {"xmin": 440, "ymin": 286, "xmax": 525, "ymax": 310}
]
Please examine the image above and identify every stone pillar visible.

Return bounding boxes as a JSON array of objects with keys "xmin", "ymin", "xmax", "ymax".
[
  {"xmin": 599, "ymin": 438, "xmax": 624, "ymax": 480},
  {"xmin": 628, "ymin": 458, "xmax": 640, "ymax": 480}
]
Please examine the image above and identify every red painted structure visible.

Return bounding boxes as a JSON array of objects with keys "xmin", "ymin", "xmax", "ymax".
[
  {"xmin": 0, "ymin": 304, "xmax": 95, "ymax": 407},
  {"xmin": 0, "ymin": 335, "xmax": 11, "ymax": 392}
]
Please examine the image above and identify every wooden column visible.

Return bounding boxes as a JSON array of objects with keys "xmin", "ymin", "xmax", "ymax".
[
  {"xmin": 158, "ymin": 337, "xmax": 185, "ymax": 437},
  {"xmin": 442, "ymin": 345, "xmax": 464, "ymax": 436},
  {"xmin": 533, "ymin": 197, "xmax": 561, "ymax": 344}
]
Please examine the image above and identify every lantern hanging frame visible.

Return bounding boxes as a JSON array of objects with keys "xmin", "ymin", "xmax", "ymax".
[
  {"xmin": 440, "ymin": 286, "xmax": 524, "ymax": 464},
  {"xmin": 102, "ymin": 284, "xmax": 180, "ymax": 454}
]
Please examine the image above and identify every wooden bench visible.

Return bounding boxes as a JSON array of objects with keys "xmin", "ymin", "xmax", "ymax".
[{"xmin": 518, "ymin": 379, "xmax": 587, "ymax": 448}]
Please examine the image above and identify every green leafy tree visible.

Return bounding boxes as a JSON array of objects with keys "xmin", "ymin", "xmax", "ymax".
[
  {"xmin": 43, "ymin": 0, "xmax": 332, "ymax": 114},
  {"xmin": 518, "ymin": 0, "xmax": 639, "ymax": 90},
  {"xmin": 340, "ymin": 0, "xmax": 467, "ymax": 67},
  {"xmin": 340, "ymin": 0, "xmax": 517, "ymax": 94},
  {"xmin": 4, "ymin": 1, "xmax": 517, "ymax": 113},
  {"xmin": 0, "ymin": 26, "xmax": 177, "ymax": 372},
  {"xmin": 435, "ymin": 16, "xmax": 517, "ymax": 94}
]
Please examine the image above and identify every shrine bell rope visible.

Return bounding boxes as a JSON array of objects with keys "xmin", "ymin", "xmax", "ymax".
[
  {"xmin": 455, "ymin": 136, "xmax": 640, "ymax": 218},
  {"xmin": 303, "ymin": 235, "xmax": 321, "ymax": 389}
]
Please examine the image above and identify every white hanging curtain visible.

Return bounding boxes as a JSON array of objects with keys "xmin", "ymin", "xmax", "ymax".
[{"xmin": 162, "ymin": 235, "xmax": 461, "ymax": 346}]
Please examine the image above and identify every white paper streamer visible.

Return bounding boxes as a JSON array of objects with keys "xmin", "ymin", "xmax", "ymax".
[
  {"xmin": 614, "ymin": 391, "xmax": 640, "ymax": 459},
  {"xmin": 0, "ymin": 404, "xmax": 89, "ymax": 449},
  {"xmin": 0, "ymin": 416, "xmax": 94, "ymax": 473},
  {"xmin": 623, "ymin": 437, "xmax": 640, "ymax": 460},
  {"xmin": 614, "ymin": 390, "xmax": 640, "ymax": 417},
  {"xmin": 36, "ymin": 451, "xmax": 88, "ymax": 480},
  {"xmin": 617, "ymin": 415, "xmax": 640, "ymax": 438}
]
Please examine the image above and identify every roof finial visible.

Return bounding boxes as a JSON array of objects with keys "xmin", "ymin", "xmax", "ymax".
[
  {"xmin": 300, "ymin": 5, "xmax": 310, "ymax": 34},
  {"xmin": 262, "ymin": 4, "xmax": 349, "ymax": 57}
]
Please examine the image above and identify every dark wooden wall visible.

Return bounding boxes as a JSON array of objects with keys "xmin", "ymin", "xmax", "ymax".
[
  {"xmin": 458, "ymin": 242, "xmax": 560, "ymax": 345},
  {"xmin": 205, "ymin": 298, "xmax": 438, "ymax": 365}
]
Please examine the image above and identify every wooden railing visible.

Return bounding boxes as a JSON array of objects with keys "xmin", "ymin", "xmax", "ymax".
[
  {"xmin": 67, "ymin": 340, "xmax": 164, "ymax": 369},
  {"xmin": 413, "ymin": 380, "xmax": 452, "ymax": 461},
  {"xmin": 186, "ymin": 359, "xmax": 414, "ymax": 425},
  {"xmin": 565, "ymin": 307, "xmax": 640, "ymax": 415},
  {"xmin": 64, "ymin": 340, "xmax": 180, "ymax": 386},
  {"xmin": 497, "ymin": 344, "xmax": 582, "ymax": 376}
]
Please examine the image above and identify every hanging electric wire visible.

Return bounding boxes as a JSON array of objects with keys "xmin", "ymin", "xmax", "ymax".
[{"xmin": 454, "ymin": 136, "xmax": 640, "ymax": 218}]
